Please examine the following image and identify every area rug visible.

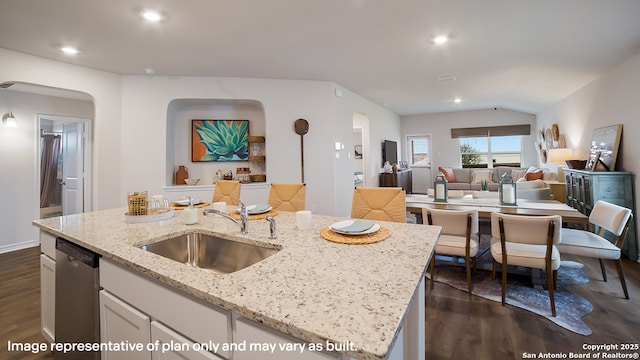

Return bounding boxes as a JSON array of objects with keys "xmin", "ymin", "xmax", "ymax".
[{"xmin": 428, "ymin": 260, "xmax": 594, "ymax": 335}]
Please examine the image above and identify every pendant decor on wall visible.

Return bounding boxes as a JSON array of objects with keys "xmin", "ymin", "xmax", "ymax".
[{"xmin": 537, "ymin": 123, "xmax": 568, "ymax": 164}]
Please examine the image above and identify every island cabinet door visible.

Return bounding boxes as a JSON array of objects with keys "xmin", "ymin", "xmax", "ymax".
[
  {"xmin": 234, "ymin": 317, "xmax": 341, "ymax": 360},
  {"xmin": 99, "ymin": 290, "xmax": 151, "ymax": 360},
  {"xmin": 40, "ymin": 254, "xmax": 55, "ymax": 343},
  {"xmin": 150, "ymin": 321, "xmax": 222, "ymax": 360}
]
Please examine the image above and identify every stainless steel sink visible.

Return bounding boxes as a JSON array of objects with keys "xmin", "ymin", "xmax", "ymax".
[{"xmin": 138, "ymin": 233, "xmax": 279, "ymax": 274}]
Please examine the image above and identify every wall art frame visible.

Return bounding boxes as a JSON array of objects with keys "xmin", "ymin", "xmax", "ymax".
[
  {"xmin": 586, "ymin": 124, "xmax": 622, "ymax": 171},
  {"xmin": 191, "ymin": 120, "xmax": 249, "ymax": 162}
]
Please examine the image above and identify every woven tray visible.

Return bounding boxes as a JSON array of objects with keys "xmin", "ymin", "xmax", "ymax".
[
  {"xmin": 170, "ymin": 201, "xmax": 211, "ymax": 210},
  {"xmin": 320, "ymin": 226, "xmax": 390, "ymax": 245},
  {"xmin": 228, "ymin": 209, "xmax": 279, "ymax": 220}
]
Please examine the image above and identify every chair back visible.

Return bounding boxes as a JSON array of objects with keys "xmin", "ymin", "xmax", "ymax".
[
  {"xmin": 268, "ymin": 183, "xmax": 306, "ymax": 212},
  {"xmin": 351, "ymin": 187, "xmax": 406, "ymax": 223},
  {"xmin": 589, "ymin": 200, "xmax": 633, "ymax": 236},
  {"xmin": 423, "ymin": 208, "xmax": 478, "ymax": 236},
  {"xmin": 212, "ymin": 180, "xmax": 241, "ymax": 205},
  {"xmin": 491, "ymin": 212, "xmax": 561, "ymax": 245}
]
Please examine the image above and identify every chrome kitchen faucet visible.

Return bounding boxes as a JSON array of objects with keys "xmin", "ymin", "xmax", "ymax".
[{"xmin": 203, "ymin": 201, "xmax": 249, "ymax": 235}]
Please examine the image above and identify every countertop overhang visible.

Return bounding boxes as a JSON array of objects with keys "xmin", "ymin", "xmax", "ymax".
[{"xmin": 33, "ymin": 207, "xmax": 439, "ymax": 360}]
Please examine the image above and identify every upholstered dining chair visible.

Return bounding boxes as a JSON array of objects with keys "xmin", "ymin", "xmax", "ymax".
[
  {"xmin": 212, "ymin": 180, "xmax": 241, "ymax": 205},
  {"xmin": 423, "ymin": 208, "xmax": 479, "ymax": 294},
  {"xmin": 267, "ymin": 183, "xmax": 306, "ymax": 212},
  {"xmin": 351, "ymin": 187, "xmax": 406, "ymax": 223},
  {"xmin": 557, "ymin": 200, "xmax": 633, "ymax": 299},
  {"xmin": 490, "ymin": 212, "xmax": 562, "ymax": 317}
]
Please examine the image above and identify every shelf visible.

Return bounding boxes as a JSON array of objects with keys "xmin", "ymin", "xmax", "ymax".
[
  {"xmin": 248, "ymin": 136, "xmax": 265, "ymax": 143},
  {"xmin": 248, "ymin": 155, "xmax": 265, "ymax": 162}
]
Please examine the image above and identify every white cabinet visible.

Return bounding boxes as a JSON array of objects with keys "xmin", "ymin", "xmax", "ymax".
[
  {"xmin": 151, "ymin": 321, "xmax": 222, "ymax": 360},
  {"xmin": 100, "ymin": 259, "xmax": 230, "ymax": 359},
  {"xmin": 234, "ymin": 317, "xmax": 340, "ymax": 360},
  {"xmin": 40, "ymin": 231, "xmax": 57, "ymax": 343},
  {"xmin": 40, "ymin": 254, "xmax": 55, "ymax": 343},
  {"xmin": 99, "ymin": 290, "xmax": 151, "ymax": 360}
]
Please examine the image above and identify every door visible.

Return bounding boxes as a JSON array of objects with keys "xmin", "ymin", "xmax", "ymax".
[
  {"xmin": 406, "ymin": 135, "xmax": 432, "ymax": 194},
  {"xmin": 62, "ymin": 122, "xmax": 84, "ymax": 215}
]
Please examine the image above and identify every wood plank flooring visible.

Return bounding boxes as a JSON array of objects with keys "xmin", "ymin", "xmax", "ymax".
[
  {"xmin": 0, "ymin": 247, "xmax": 53, "ymax": 360},
  {"xmin": 1, "ymin": 246, "xmax": 639, "ymax": 360}
]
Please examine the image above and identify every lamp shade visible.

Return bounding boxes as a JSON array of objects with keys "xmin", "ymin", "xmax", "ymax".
[{"xmin": 549, "ymin": 148, "xmax": 574, "ymax": 163}]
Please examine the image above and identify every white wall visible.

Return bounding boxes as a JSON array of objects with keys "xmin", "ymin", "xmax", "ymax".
[
  {"xmin": 537, "ymin": 52, "xmax": 640, "ymax": 260},
  {"xmin": 0, "ymin": 90, "xmax": 93, "ymax": 252},
  {"xmin": 0, "ymin": 48, "xmax": 123, "ymax": 212},
  {"xmin": 333, "ymin": 86, "xmax": 401, "ymax": 216},
  {"xmin": 401, "ymin": 108, "xmax": 538, "ymax": 183}
]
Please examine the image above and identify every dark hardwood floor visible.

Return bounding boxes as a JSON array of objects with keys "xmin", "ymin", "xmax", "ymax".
[
  {"xmin": 1, "ymin": 246, "xmax": 639, "ymax": 360},
  {"xmin": 0, "ymin": 247, "xmax": 53, "ymax": 360},
  {"xmin": 426, "ymin": 255, "xmax": 640, "ymax": 360}
]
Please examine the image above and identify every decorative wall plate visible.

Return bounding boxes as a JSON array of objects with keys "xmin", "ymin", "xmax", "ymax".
[{"xmin": 545, "ymin": 128, "xmax": 553, "ymax": 149}]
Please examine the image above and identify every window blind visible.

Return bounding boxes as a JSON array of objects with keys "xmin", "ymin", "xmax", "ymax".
[{"xmin": 450, "ymin": 124, "xmax": 530, "ymax": 138}]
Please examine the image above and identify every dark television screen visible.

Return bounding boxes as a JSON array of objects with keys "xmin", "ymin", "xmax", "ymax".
[{"xmin": 382, "ymin": 140, "xmax": 398, "ymax": 165}]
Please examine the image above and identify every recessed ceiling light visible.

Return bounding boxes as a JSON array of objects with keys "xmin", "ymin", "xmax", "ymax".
[
  {"xmin": 60, "ymin": 46, "xmax": 79, "ymax": 55},
  {"xmin": 453, "ymin": 97, "xmax": 463, "ymax": 104},
  {"xmin": 434, "ymin": 35, "xmax": 449, "ymax": 45},
  {"xmin": 141, "ymin": 10, "xmax": 162, "ymax": 22}
]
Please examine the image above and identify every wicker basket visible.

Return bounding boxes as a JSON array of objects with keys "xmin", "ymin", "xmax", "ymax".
[{"xmin": 127, "ymin": 192, "xmax": 148, "ymax": 216}]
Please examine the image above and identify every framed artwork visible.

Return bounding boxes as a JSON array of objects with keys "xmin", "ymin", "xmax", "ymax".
[
  {"xmin": 586, "ymin": 124, "xmax": 622, "ymax": 171},
  {"xmin": 192, "ymin": 120, "xmax": 249, "ymax": 162},
  {"xmin": 354, "ymin": 145, "xmax": 363, "ymax": 159}
]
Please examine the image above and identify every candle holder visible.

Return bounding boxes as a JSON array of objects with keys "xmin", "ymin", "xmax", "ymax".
[
  {"xmin": 434, "ymin": 171, "xmax": 448, "ymax": 203},
  {"xmin": 499, "ymin": 172, "xmax": 517, "ymax": 206}
]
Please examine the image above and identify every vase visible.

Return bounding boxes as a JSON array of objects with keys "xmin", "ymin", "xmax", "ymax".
[{"xmin": 176, "ymin": 165, "xmax": 189, "ymax": 185}]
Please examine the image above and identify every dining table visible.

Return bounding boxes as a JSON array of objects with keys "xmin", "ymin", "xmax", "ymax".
[{"xmin": 406, "ymin": 193, "xmax": 589, "ymax": 225}]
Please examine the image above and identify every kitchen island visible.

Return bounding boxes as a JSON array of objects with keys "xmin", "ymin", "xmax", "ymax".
[{"xmin": 33, "ymin": 207, "xmax": 439, "ymax": 360}]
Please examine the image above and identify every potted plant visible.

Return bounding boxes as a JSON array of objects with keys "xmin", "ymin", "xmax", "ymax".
[{"xmin": 481, "ymin": 180, "xmax": 489, "ymax": 191}]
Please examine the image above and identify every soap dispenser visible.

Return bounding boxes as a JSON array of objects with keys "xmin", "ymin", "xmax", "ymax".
[{"xmin": 183, "ymin": 196, "xmax": 198, "ymax": 225}]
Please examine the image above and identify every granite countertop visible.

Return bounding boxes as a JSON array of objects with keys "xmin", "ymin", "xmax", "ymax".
[{"xmin": 33, "ymin": 207, "xmax": 439, "ymax": 360}]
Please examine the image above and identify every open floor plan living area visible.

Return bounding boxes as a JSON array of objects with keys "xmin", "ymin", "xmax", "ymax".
[{"xmin": 1, "ymin": 1, "xmax": 639, "ymax": 359}]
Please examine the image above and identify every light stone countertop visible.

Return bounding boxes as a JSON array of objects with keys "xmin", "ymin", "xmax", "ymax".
[{"xmin": 33, "ymin": 207, "xmax": 439, "ymax": 360}]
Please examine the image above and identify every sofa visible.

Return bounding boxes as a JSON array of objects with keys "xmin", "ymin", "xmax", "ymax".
[{"xmin": 436, "ymin": 166, "xmax": 558, "ymax": 200}]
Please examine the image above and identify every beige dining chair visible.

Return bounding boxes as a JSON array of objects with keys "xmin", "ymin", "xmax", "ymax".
[
  {"xmin": 351, "ymin": 187, "xmax": 406, "ymax": 223},
  {"xmin": 268, "ymin": 183, "xmax": 306, "ymax": 212},
  {"xmin": 557, "ymin": 200, "xmax": 632, "ymax": 299},
  {"xmin": 423, "ymin": 208, "xmax": 479, "ymax": 294},
  {"xmin": 490, "ymin": 212, "xmax": 562, "ymax": 317},
  {"xmin": 212, "ymin": 180, "xmax": 241, "ymax": 205}
]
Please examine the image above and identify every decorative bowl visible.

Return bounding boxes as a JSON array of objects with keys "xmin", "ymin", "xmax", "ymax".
[
  {"xmin": 565, "ymin": 160, "xmax": 587, "ymax": 169},
  {"xmin": 184, "ymin": 178, "xmax": 200, "ymax": 185}
]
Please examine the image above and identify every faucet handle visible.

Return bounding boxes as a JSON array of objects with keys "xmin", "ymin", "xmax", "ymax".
[{"xmin": 265, "ymin": 216, "xmax": 277, "ymax": 239}]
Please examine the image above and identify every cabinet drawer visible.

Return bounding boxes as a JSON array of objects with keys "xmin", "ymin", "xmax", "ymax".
[
  {"xmin": 234, "ymin": 317, "xmax": 339, "ymax": 360},
  {"xmin": 100, "ymin": 259, "xmax": 232, "ymax": 359},
  {"xmin": 40, "ymin": 231, "xmax": 57, "ymax": 259},
  {"xmin": 151, "ymin": 321, "xmax": 222, "ymax": 360}
]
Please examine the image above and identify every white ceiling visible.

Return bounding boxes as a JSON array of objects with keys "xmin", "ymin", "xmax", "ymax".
[{"xmin": 1, "ymin": 0, "xmax": 640, "ymax": 115}]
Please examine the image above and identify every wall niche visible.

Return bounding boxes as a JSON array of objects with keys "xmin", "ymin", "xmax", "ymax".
[{"xmin": 166, "ymin": 99, "xmax": 266, "ymax": 186}]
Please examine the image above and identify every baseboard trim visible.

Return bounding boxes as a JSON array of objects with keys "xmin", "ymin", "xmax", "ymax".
[{"xmin": 0, "ymin": 240, "xmax": 38, "ymax": 254}]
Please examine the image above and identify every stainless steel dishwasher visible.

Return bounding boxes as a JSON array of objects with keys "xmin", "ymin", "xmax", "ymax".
[{"xmin": 55, "ymin": 238, "xmax": 100, "ymax": 360}]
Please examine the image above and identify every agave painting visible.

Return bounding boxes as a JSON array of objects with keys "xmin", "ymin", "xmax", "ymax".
[{"xmin": 192, "ymin": 120, "xmax": 249, "ymax": 162}]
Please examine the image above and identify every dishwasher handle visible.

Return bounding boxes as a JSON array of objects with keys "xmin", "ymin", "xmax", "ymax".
[{"xmin": 56, "ymin": 238, "xmax": 99, "ymax": 268}]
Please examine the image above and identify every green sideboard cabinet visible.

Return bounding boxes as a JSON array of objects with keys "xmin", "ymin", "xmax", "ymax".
[{"xmin": 565, "ymin": 169, "xmax": 637, "ymax": 261}]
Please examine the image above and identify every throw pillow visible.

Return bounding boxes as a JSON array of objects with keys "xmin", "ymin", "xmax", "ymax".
[
  {"xmin": 438, "ymin": 166, "xmax": 456, "ymax": 182},
  {"xmin": 524, "ymin": 166, "xmax": 544, "ymax": 181},
  {"xmin": 471, "ymin": 170, "xmax": 493, "ymax": 184},
  {"xmin": 511, "ymin": 169, "xmax": 527, "ymax": 181}
]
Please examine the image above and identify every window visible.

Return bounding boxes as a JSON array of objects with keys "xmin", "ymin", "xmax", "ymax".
[
  {"xmin": 460, "ymin": 134, "xmax": 522, "ymax": 168},
  {"xmin": 407, "ymin": 135, "xmax": 430, "ymax": 167}
]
